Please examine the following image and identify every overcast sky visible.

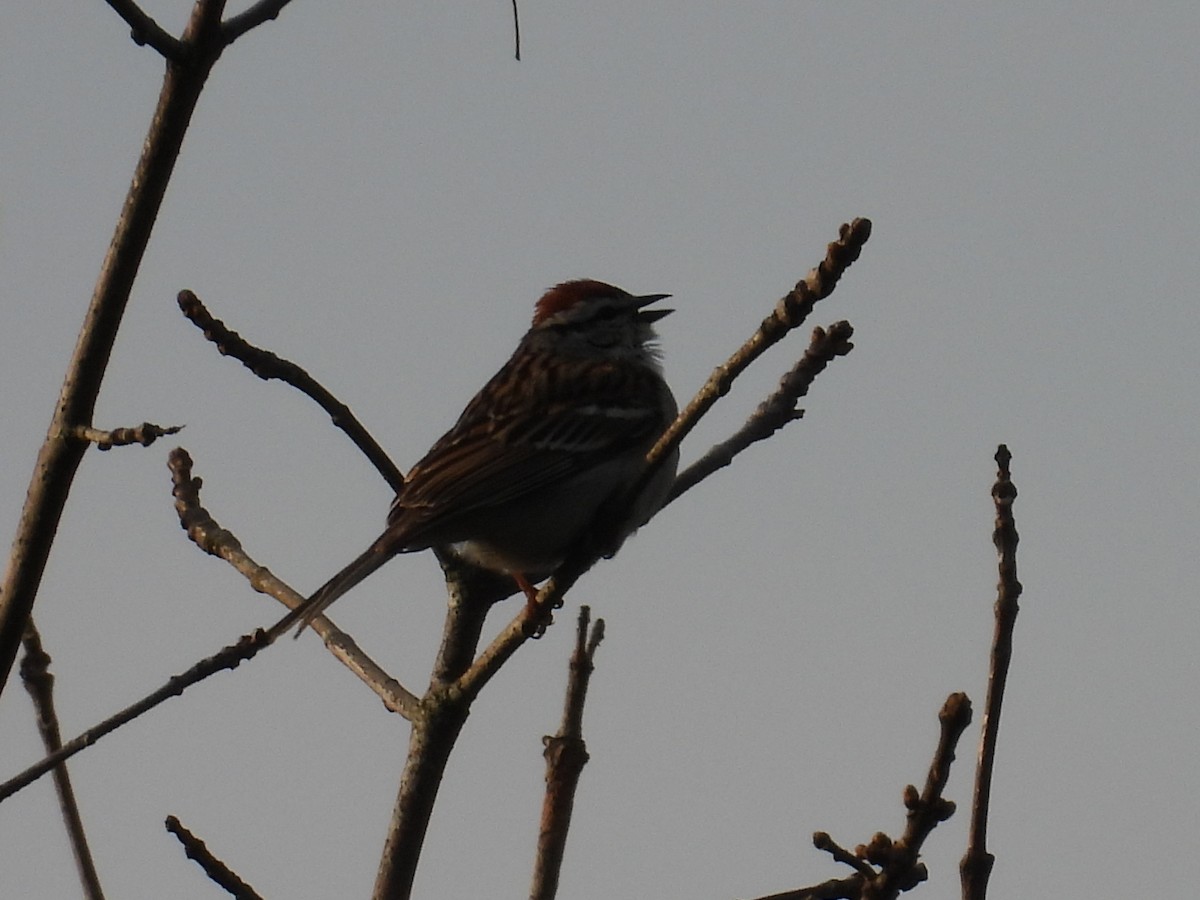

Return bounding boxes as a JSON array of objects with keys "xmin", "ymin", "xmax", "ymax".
[{"xmin": 2, "ymin": 3, "xmax": 1198, "ymax": 898}]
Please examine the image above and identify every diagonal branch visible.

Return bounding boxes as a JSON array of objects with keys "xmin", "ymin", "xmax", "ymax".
[
  {"xmin": 168, "ymin": 448, "xmax": 419, "ymax": 717},
  {"xmin": 0, "ymin": 0, "xmax": 228, "ymax": 699},
  {"xmin": 669, "ymin": 320, "xmax": 854, "ymax": 504},
  {"xmin": 750, "ymin": 693, "xmax": 972, "ymax": 900},
  {"xmin": 645, "ymin": 217, "xmax": 870, "ymax": 483},
  {"xmin": 178, "ymin": 290, "xmax": 405, "ymax": 493},
  {"xmin": 1, "ymin": 630, "xmax": 271, "ymax": 803},
  {"xmin": 221, "ymin": 0, "xmax": 296, "ymax": 45},
  {"xmin": 166, "ymin": 815, "xmax": 263, "ymax": 900},
  {"xmin": 103, "ymin": 0, "xmax": 188, "ymax": 60}
]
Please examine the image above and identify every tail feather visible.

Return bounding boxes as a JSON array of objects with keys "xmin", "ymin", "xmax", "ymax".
[{"xmin": 266, "ymin": 537, "xmax": 395, "ymax": 641}]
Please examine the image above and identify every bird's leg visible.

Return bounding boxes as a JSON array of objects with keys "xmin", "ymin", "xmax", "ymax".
[
  {"xmin": 513, "ymin": 572, "xmax": 552, "ymax": 638},
  {"xmin": 513, "ymin": 571, "xmax": 540, "ymax": 608}
]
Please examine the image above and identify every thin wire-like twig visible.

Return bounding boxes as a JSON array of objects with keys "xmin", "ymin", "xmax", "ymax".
[
  {"xmin": 19, "ymin": 623, "xmax": 106, "ymax": 899},
  {"xmin": 512, "ymin": 0, "xmax": 521, "ymax": 60},
  {"xmin": 166, "ymin": 815, "xmax": 263, "ymax": 900},
  {"xmin": 960, "ymin": 446, "xmax": 1022, "ymax": 900},
  {"xmin": 530, "ymin": 607, "xmax": 603, "ymax": 900},
  {"xmin": 177, "ymin": 290, "xmax": 405, "ymax": 493}
]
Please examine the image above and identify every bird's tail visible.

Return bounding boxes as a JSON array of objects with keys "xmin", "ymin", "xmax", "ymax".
[{"xmin": 266, "ymin": 537, "xmax": 395, "ymax": 641}]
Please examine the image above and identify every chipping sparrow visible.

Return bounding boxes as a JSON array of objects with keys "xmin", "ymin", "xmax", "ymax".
[{"xmin": 279, "ymin": 279, "xmax": 678, "ymax": 637}]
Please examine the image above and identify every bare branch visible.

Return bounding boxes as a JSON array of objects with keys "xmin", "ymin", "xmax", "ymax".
[
  {"xmin": 669, "ymin": 320, "xmax": 854, "ymax": 504},
  {"xmin": 165, "ymin": 815, "xmax": 263, "ymax": 900},
  {"xmin": 19, "ymin": 623, "xmax": 106, "ymax": 899},
  {"xmin": 865, "ymin": 691, "xmax": 972, "ymax": 898},
  {"xmin": 646, "ymin": 217, "xmax": 870, "ymax": 485},
  {"xmin": 72, "ymin": 421, "xmax": 183, "ymax": 450},
  {"xmin": 814, "ymin": 831, "xmax": 876, "ymax": 879},
  {"xmin": 960, "ymin": 446, "xmax": 1022, "ymax": 900},
  {"xmin": 748, "ymin": 693, "xmax": 972, "ymax": 900},
  {"xmin": 0, "ymin": 0, "xmax": 227, "ymax": 697},
  {"xmin": 1, "ymin": 630, "xmax": 270, "ymax": 803},
  {"xmin": 178, "ymin": 290, "xmax": 405, "ymax": 493},
  {"xmin": 531, "ymin": 607, "xmax": 603, "ymax": 900},
  {"xmin": 103, "ymin": 0, "xmax": 188, "ymax": 60},
  {"xmin": 221, "ymin": 0, "xmax": 295, "ymax": 45},
  {"xmin": 168, "ymin": 448, "xmax": 419, "ymax": 717}
]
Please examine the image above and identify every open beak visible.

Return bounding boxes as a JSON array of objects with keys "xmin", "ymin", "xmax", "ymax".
[{"xmin": 634, "ymin": 293, "xmax": 673, "ymax": 323}]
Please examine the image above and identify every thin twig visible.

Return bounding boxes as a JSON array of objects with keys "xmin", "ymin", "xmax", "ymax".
[
  {"xmin": 960, "ymin": 446, "xmax": 1022, "ymax": 900},
  {"xmin": 813, "ymin": 831, "xmax": 876, "ymax": 879},
  {"xmin": 19, "ymin": 623, "xmax": 106, "ymax": 899},
  {"xmin": 0, "ymin": 451, "xmax": 431, "ymax": 803},
  {"xmin": 669, "ymin": 321, "xmax": 854, "ymax": 504},
  {"xmin": 646, "ymin": 217, "xmax": 870, "ymax": 483},
  {"xmin": 221, "ymin": 0, "xmax": 295, "ymax": 45},
  {"xmin": 748, "ymin": 693, "xmax": 972, "ymax": 900},
  {"xmin": 72, "ymin": 421, "xmax": 183, "ymax": 450},
  {"xmin": 530, "ymin": 607, "xmax": 603, "ymax": 900},
  {"xmin": 1, "ymin": 631, "xmax": 270, "ymax": 803},
  {"xmin": 166, "ymin": 815, "xmax": 263, "ymax": 900},
  {"xmin": 177, "ymin": 290, "xmax": 404, "ymax": 493},
  {"xmin": 103, "ymin": 0, "xmax": 188, "ymax": 60},
  {"xmin": 0, "ymin": 0, "xmax": 227, "ymax": 698},
  {"xmin": 168, "ymin": 448, "xmax": 418, "ymax": 716},
  {"xmin": 860, "ymin": 692, "xmax": 972, "ymax": 899},
  {"xmin": 512, "ymin": 0, "xmax": 521, "ymax": 60}
]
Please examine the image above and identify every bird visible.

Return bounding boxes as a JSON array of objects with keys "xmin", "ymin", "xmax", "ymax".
[{"xmin": 275, "ymin": 279, "xmax": 679, "ymax": 638}]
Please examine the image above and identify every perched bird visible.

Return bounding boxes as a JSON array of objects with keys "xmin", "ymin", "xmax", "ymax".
[{"xmin": 278, "ymin": 280, "xmax": 679, "ymax": 637}]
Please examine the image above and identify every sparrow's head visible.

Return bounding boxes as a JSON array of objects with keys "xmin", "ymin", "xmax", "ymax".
[{"xmin": 529, "ymin": 279, "xmax": 672, "ymax": 364}]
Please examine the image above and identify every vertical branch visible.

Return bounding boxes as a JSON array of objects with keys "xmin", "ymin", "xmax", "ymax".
[
  {"xmin": 0, "ymin": 0, "xmax": 228, "ymax": 696},
  {"xmin": 960, "ymin": 445, "xmax": 1023, "ymax": 900},
  {"xmin": 530, "ymin": 607, "xmax": 604, "ymax": 900},
  {"xmin": 511, "ymin": 0, "xmax": 521, "ymax": 60},
  {"xmin": 371, "ymin": 570, "xmax": 495, "ymax": 900},
  {"xmin": 20, "ymin": 623, "xmax": 105, "ymax": 900}
]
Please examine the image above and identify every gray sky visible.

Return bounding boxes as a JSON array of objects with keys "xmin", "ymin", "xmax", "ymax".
[{"xmin": 2, "ymin": 3, "xmax": 1197, "ymax": 898}]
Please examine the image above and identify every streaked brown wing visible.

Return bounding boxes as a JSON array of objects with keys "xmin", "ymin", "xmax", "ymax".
[{"xmin": 386, "ymin": 353, "xmax": 667, "ymax": 541}]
